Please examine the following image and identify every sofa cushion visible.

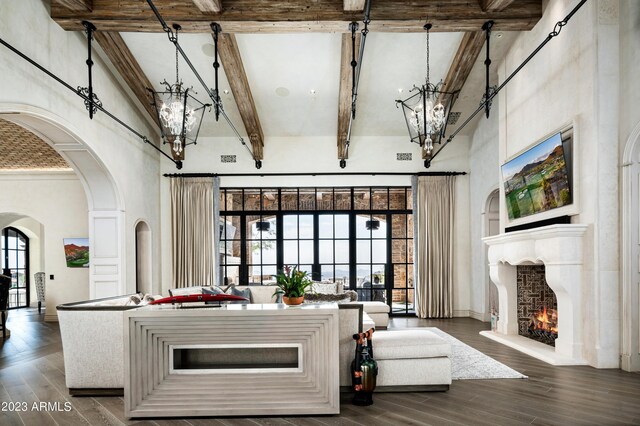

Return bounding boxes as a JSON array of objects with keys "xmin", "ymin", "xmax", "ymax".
[
  {"xmin": 225, "ymin": 285, "xmax": 251, "ymax": 303},
  {"xmin": 359, "ymin": 301, "xmax": 391, "ymax": 314},
  {"xmin": 310, "ymin": 282, "xmax": 339, "ymax": 294},
  {"xmin": 374, "ymin": 330, "xmax": 451, "ymax": 360},
  {"xmin": 234, "ymin": 285, "xmax": 278, "ymax": 304},
  {"xmin": 169, "ymin": 286, "xmax": 208, "ymax": 296}
]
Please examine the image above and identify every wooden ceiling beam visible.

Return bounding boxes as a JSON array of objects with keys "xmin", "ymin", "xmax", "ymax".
[
  {"xmin": 344, "ymin": 0, "xmax": 366, "ymax": 12},
  {"xmin": 217, "ymin": 33, "xmax": 264, "ymax": 160},
  {"xmin": 54, "ymin": 0, "xmax": 92, "ymax": 12},
  {"xmin": 192, "ymin": 0, "xmax": 222, "ymax": 13},
  {"xmin": 337, "ymin": 32, "xmax": 361, "ymax": 160},
  {"xmin": 478, "ymin": 0, "xmax": 516, "ymax": 12},
  {"xmin": 426, "ymin": 30, "xmax": 485, "ymax": 159},
  {"xmin": 93, "ymin": 31, "xmax": 159, "ymax": 127},
  {"xmin": 50, "ymin": 0, "xmax": 542, "ymax": 33},
  {"xmin": 441, "ymin": 31, "xmax": 486, "ymax": 95}
]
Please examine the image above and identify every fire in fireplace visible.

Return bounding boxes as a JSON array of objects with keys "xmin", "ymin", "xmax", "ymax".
[
  {"xmin": 517, "ymin": 265, "xmax": 558, "ymax": 346},
  {"xmin": 528, "ymin": 306, "xmax": 558, "ymax": 346}
]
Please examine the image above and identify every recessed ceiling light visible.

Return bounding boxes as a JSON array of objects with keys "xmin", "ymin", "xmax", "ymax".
[
  {"xmin": 223, "ymin": 89, "xmax": 230, "ymax": 95},
  {"xmin": 496, "ymin": 33, "xmax": 503, "ymax": 38},
  {"xmin": 310, "ymin": 89, "xmax": 316, "ymax": 95},
  {"xmin": 275, "ymin": 87, "xmax": 290, "ymax": 97},
  {"xmin": 398, "ymin": 88, "xmax": 404, "ymax": 93},
  {"xmin": 201, "ymin": 43, "xmax": 215, "ymax": 57}
]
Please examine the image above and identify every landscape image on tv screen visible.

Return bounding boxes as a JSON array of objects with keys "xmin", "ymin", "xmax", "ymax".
[{"xmin": 502, "ymin": 132, "xmax": 572, "ymax": 220}]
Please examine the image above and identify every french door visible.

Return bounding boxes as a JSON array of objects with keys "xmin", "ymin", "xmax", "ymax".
[{"xmin": 1, "ymin": 227, "xmax": 30, "ymax": 309}]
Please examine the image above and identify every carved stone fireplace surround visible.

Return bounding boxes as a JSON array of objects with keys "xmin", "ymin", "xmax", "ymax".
[{"xmin": 482, "ymin": 224, "xmax": 588, "ymax": 365}]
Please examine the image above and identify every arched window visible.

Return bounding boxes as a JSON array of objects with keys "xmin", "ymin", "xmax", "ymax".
[{"xmin": 1, "ymin": 227, "xmax": 29, "ymax": 309}]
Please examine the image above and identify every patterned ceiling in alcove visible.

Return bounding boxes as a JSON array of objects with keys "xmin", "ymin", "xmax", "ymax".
[{"xmin": 0, "ymin": 118, "xmax": 71, "ymax": 170}]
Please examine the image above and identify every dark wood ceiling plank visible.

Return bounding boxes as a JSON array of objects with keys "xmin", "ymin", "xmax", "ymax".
[
  {"xmin": 50, "ymin": 0, "xmax": 542, "ymax": 33},
  {"xmin": 217, "ymin": 33, "xmax": 264, "ymax": 160},
  {"xmin": 337, "ymin": 32, "xmax": 361, "ymax": 160},
  {"xmin": 192, "ymin": 0, "xmax": 222, "ymax": 13},
  {"xmin": 93, "ymin": 31, "xmax": 159, "ymax": 126},
  {"xmin": 54, "ymin": 0, "xmax": 92, "ymax": 12},
  {"xmin": 478, "ymin": 0, "xmax": 516, "ymax": 12}
]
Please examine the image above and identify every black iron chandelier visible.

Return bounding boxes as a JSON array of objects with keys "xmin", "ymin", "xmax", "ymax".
[
  {"xmin": 149, "ymin": 24, "xmax": 210, "ymax": 161},
  {"xmin": 396, "ymin": 23, "xmax": 459, "ymax": 168}
]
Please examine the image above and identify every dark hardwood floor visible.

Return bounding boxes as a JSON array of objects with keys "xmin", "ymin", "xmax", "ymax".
[{"xmin": 1, "ymin": 309, "xmax": 640, "ymax": 425}]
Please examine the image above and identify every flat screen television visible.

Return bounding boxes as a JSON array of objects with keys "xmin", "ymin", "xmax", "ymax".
[{"xmin": 501, "ymin": 132, "xmax": 572, "ymax": 220}]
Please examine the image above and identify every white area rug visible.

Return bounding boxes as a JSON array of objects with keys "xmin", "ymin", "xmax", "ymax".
[{"xmin": 425, "ymin": 327, "xmax": 528, "ymax": 380}]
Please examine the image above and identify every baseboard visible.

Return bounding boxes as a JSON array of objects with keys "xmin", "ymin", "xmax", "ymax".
[
  {"xmin": 340, "ymin": 385, "xmax": 449, "ymax": 393},
  {"xmin": 469, "ymin": 310, "xmax": 490, "ymax": 322},
  {"xmin": 44, "ymin": 314, "xmax": 58, "ymax": 323},
  {"xmin": 621, "ymin": 353, "xmax": 640, "ymax": 372},
  {"xmin": 453, "ymin": 310, "xmax": 469, "ymax": 317},
  {"xmin": 69, "ymin": 388, "xmax": 124, "ymax": 397}
]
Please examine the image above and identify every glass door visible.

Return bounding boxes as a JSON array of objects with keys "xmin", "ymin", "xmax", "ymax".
[{"xmin": 1, "ymin": 227, "xmax": 29, "ymax": 309}]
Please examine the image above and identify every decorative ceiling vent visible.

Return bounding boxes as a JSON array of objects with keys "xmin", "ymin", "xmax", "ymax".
[
  {"xmin": 448, "ymin": 112, "xmax": 461, "ymax": 125},
  {"xmin": 221, "ymin": 155, "xmax": 237, "ymax": 163},
  {"xmin": 396, "ymin": 153, "xmax": 412, "ymax": 161}
]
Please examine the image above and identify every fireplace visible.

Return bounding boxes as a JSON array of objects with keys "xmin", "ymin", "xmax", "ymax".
[
  {"xmin": 481, "ymin": 224, "xmax": 588, "ymax": 365},
  {"xmin": 517, "ymin": 265, "xmax": 558, "ymax": 346}
]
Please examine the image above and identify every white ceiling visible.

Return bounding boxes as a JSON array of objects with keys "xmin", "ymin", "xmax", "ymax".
[{"xmin": 121, "ymin": 30, "xmax": 516, "ymax": 140}]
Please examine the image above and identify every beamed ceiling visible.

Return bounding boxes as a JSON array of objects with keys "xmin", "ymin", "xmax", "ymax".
[{"xmin": 48, "ymin": 0, "xmax": 543, "ymax": 161}]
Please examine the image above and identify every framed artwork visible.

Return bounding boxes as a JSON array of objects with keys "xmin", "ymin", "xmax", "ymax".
[{"xmin": 63, "ymin": 238, "xmax": 90, "ymax": 268}]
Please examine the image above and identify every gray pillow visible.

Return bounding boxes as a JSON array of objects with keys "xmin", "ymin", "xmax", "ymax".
[
  {"xmin": 225, "ymin": 285, "xmax": 251, "ymax": 304},
  {"xmin": 202, "ymin": 286, "xmax": 227, "ymax": 305}
]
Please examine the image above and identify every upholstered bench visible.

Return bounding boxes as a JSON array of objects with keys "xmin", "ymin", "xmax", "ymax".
[
  {"xmin": 374, "ymin": 329, "xmax": 451, "ymax": 392},
  {"xmin": 358, "ymin": 301, "xmax": 390, "ymax": 329}
]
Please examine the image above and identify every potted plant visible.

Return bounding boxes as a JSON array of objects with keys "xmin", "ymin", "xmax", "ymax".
[{"xmin": 275, "ymin": 265, "xmax": 313, "ymax": 306}]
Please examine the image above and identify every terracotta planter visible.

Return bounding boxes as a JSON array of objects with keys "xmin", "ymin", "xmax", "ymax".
[{"xmin": 282, "ymin": 296, "xmax": 304, "ymax": 306}]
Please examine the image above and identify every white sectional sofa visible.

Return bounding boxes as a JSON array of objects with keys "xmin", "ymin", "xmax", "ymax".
[
  {"xmin": 57, "ymin": 295, "xmax": 139, "ymax": 394},
  {"xmin": 57, "ymin": 290, "xmax": 449, "ymax": 395}
]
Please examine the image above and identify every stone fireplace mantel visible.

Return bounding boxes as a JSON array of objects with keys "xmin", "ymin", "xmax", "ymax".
[{"xmin": 481, "ymin": 224, "xmax": 589, "ymax": 365}]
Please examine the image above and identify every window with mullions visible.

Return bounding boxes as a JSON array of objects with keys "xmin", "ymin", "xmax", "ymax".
[{"xmin": 218, "ymin": 187, "xmax": 414, "ymax": 314}]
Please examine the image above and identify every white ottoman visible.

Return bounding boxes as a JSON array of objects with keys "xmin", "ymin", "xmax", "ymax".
[
  {"xmin": 359, "ymin": 301, "xmax": 390, "ymax": 329},
  {"xmin": 374, "ymin": 329, "xmax": 451, "ymax": 391}
]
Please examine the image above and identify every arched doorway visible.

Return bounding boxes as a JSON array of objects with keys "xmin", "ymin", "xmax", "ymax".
[
  {"xmin": 622, "ymin": 121, "xmax": 640, "ymax": 372},
  {"xmin": 135, "ymin": 220, "xmax": 152, "ymax": 295},
  {"xmin": 1, "ymin": 227, "xmax": 29, "ymax": 309},
  {"xmin": 484, "ymin": 189, "xmax": 500, "ymax": 320},
  {"xmin": 0, "ymin": 104, "xmax": 125, "ymax": 300}
]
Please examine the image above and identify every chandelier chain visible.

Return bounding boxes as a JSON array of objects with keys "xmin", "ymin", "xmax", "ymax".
[
  {"xmin": 175, "ymin": 28, "xmax": 179, "ymax": 83},
  {"xmin": 425, "ymin": 25, "xmax": 430, "ymax": 86}
]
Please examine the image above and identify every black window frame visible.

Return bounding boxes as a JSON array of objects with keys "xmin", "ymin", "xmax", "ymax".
[
  {"xmin": 218, "ymin": 187, "xmax": 414, "ymax": 315},
  {"xmin": 1, "ymin": 226, "xmax": 30, "ymax": 309}
]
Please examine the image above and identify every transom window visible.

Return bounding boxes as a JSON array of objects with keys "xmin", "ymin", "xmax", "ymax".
[{"xmin": 218, "ymin": 187, "xmax": 415, "ymax": 314}]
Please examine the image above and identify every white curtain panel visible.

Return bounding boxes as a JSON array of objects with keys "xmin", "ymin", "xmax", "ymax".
[
  {"xmin": 213, "ymin": 176, "xmax": 221, "ymax": 287},
  {"xmin": 414, "ymin": 175, "xmax": 456, "ymax": 318},
  {"xmin": 170, "ymin": 177, "xmax": 215, "ymax": 288}
]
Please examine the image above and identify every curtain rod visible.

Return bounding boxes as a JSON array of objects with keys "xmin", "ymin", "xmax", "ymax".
[{"xmin": 163, "ymin": 171, "xmax": 467, "ymax": 178}]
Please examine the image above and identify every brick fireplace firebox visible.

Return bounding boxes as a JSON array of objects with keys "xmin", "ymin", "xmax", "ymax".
[{"xmin": 481, "ymin": 224, "xmax": 588, "ymax": 366}]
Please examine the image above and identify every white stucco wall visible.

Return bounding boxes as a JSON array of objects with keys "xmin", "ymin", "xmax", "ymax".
[
  {"xmin": 0, "ymin": 174, "xmax": 88, "ymax": 321},
  {"xmin": 0, "ymin": 0, "xmax": 163, "ymax": 311},
  {"xmin": 159, "ymin": 133, "xmax": 472, "ymax": 316},
  {"xmin": 619, "ymin": 0, "xmax": 640, "ymax": 153},
  {"xmin": 468, "ymin": 103, "xmax": 500, "ymax": 321},
  {"xmin": 491, "ymin": 0, "xmax": 619, "ymax": 367}
]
